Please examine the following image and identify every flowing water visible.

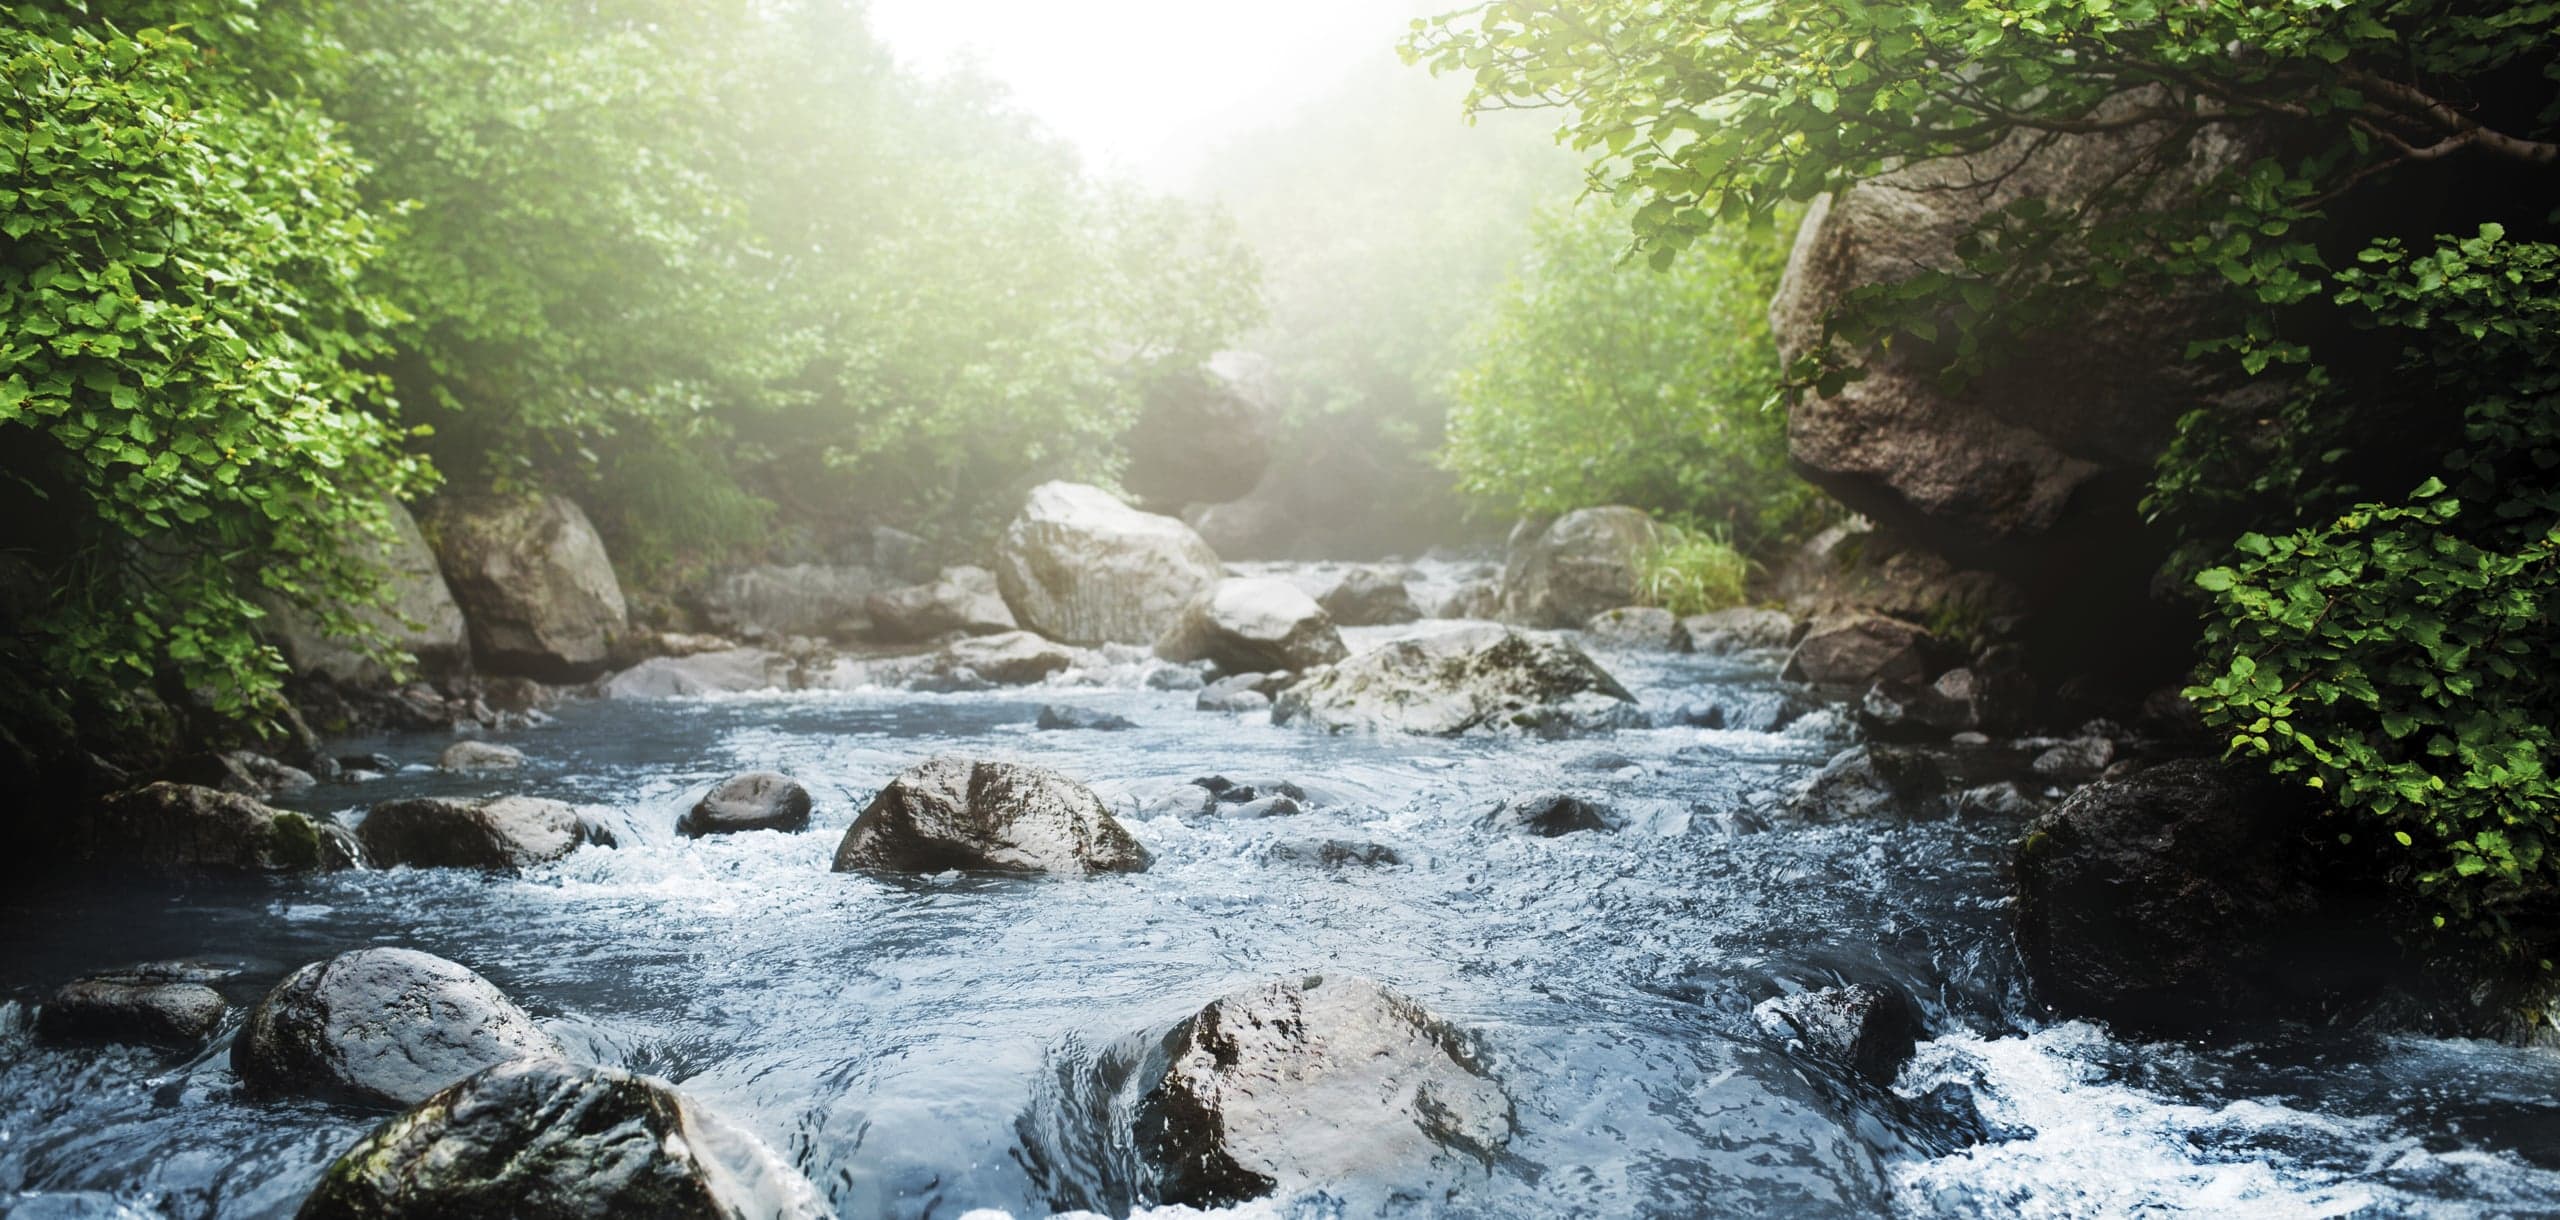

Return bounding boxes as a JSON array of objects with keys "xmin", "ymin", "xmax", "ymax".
[{"xmin": 5, "ymin": 591, "xmax": 2559, "ymax": 1219}]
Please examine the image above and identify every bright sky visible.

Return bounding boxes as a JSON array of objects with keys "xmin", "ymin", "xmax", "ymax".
[{"xmin": 864, "ymin": 0, "xmax": 1421, "ymax": 187}]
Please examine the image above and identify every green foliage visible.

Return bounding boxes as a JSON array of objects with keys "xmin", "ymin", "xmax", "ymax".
[
  {"xmin": 2187, "ymin": 229, "xmax": 2560, "ymax": 965},
  {"xmin": 1441, "ymin": 201, "xmax": 1825, "ymax": 550},
  {"xmin": 1633, "ymin": 526, "xmax": 1753, "ymax": 617},
  {"xmin": 0, "ymin": 5, "xmax": 422, "ymax": 732}
]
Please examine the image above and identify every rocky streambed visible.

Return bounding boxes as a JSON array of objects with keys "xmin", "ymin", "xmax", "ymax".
[{"xmin": 5, "ymin": 591, "xmax": 2560, "ymax": 1218}]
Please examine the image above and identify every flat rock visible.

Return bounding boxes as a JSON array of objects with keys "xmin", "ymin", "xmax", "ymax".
[
  {"xmin": 234, "ymin": 947, "xmax": 562, "ymax": 1108},
  {"xmin": 37, "ymin": 968, "xmax": 230, "ymax": 1049}
]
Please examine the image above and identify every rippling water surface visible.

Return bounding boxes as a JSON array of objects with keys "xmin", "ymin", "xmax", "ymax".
[{"xmin": 5, "ymin": 609, "xmax": 2558, "ymax": 1218}]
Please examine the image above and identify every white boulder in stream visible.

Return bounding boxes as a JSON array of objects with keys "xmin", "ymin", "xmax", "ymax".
[
  {"xmin": 296, "ymin": 1058, "xmax": 826, "ymax": 1220},
  {"xmin": 993, "ymin": 481, "xmax": 1222, "ymax": 645},
  {"xmin": 832, "ymin": 756, "xmax": 1150, "ymax": 876},
  {"xmin": 1156, "ymin": 576, "xmax": 1348, "ymax": 674},
  {"xmin": 234, "ymin": 948, "xmax": 563, "ymax": 1108},
  {"xmin": 1272, "ymin": 625, "xmax": 1641, "ymax": 737},
  {"xmin": 1131, "ymin": 974, "xmax": 1514, "ymax": 1208}
]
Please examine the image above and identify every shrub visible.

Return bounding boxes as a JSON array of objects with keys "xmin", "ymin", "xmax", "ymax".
[{"xmin": 1633, "ymin": 527, "xmax": 1753, "ymax": 618}]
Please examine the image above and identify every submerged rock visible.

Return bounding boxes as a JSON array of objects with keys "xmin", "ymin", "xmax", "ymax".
[
  {"xmin": 235, "ymin": 947, "xmax": 562, "ymax": 1108},
  {"xmin": 1499, "ymin": 507, "xmax": 1660, "ymax": 628},
  {"xmin": 1318, "ymin": 566, "xmax": 1421, "ymax": 627},
  {"xmin": 1479, "ymin": 792, "xmax": 1620, "ymax": 837},
  {"xmin": 437, "ymin": 740, "xmax": 525, "ymax": 774},
  {"xmin": 1272, "ymin": 625, "xmax": 1641, "ymax": 737},
  {"xmin": 360, "ymin": 796, "xmax": 591, "ymax": 871},
  {"xmin": 67, "ymin": 782, "xmax": 359, "ymax": 877},
  {"xmin": 1155, "ymin": 577, "xmax": 1348, "ymax": 675},
  {"xmin": 1035, "ymin": 704, "xmax": 1137, "ymax": 732},
  {"xmin": 37, "ymin": 965, "xmax": 231, "ymax": 1049},
  {"xmin": 421, "ymin": 494, "xmax": 630, "ymax": 680},
  {"xmin": 2013, "ymin": 759, "xmax": 2400, "ymax": 1032},
  {"xmin": 1194, "ymin": 674, "xmax": 1272, "ymax": 714},
  {"xmin": 993, "ymin": 482, "xmax": 1223, "ymax": 646},
  {"xmin": 679, "ymin": 773, "xmax": 812, "ymax": 837},
  {"xmin": 1132, "ymin": 974, "xmax": 1513, "ymax": 1208},
  {"xmin": 1753, "ymin": 983, "xmax": 1925, "ymax": 1086},
  {"xmin": 1262, "ymin": 839, "xmax": 1404, "ymax": 869},
  {"xmin": 832, "ymin": 757, "xmax": 1150, "ymax": 876},
  {"xmin": 295, "ymin": 1058, "xmax": 825, "ymax": 1220},
  {"xmin": 1139, "ymin": 775, "xmax": 1314, "ymax": 820}
]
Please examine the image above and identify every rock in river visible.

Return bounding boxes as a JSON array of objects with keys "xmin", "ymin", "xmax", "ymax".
[
  {"xmin": 679, "ymin": 772, "xmax": 812, "ymax": 837},
  {"xmin": 866, "ymin": 565, "xmax": 1018, "ymax": 643},
  {"xmin": 437, "ymin": 740, "xmax": 526, "ymax": 774},
  {"xmin": 1319, "ymin": 566, "xmax": 1421, "ymax": 627},
  {"xmin": 1132, "ymin": 974, "xmax": 1513, "ymax": 1208},
  {"xmin": 1499, "ymin": 507, "xmax": 1660, "ymax": 628},
  {"xmin": 421, "ymin": 493, "xmax": 630, "ymax": 680},
  {"xmin": 36, "ymin": 964, "xmax": 233, "ymax": 1049},
  {"xmin": 360, "ymin": 796, "xmax": 592, "ymax": 871},
  {"xmin": 1479, "ymin": 791, "xmax": 1620, "ymax": 837},
  {"xmin": 1782, "ymin": 613, "xmax": 1935, "ymax": 689},
  {"xmin": 65, "ymin": 782, "xmax": 360, "ymax": 877},
  {"xmin": 234, "ymin": 947, "xmax": 562, "ymax": 1108},
  {"xmin": 832, "ymin": 756, "xmax": 1150, "ymax": 876},
  {"xmin": 1155, "ymin": 576, "xmax": 1348, "ymax": 675},
  {"xmin": 993, "ymin": 481, "xmax": 1223, "ymax": 646},
  {"xmin": 1753, "ymin": 983, "xmax": 1925, "ymax": 1086},
  {"xmin": 295, "ymin": 1057, "xmax": 825, "ymax": 1220},
  {"xmin": 1272, "ymin": 625, "xmax": 1641, "ymax": 737}
]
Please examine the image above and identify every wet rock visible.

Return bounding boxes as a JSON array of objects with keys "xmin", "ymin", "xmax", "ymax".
[
  {"xmin": 694, "ymin": 563, "xmax": 880, "ymax": 642},
  {"xmin": 865, "ymin": 565, "xmax": 1018, "ymax": 643},
  {"xmin": 422, "ymin": 494, "xmax": 630, "ymax": 679},
  {"xmin": 338, "ymin": 753, "xmax": 399, "ymax": 775},
  {"xmin": 36, "ymin": 967, "xmax": 230, "ymax": 1049},
  {"xmin": 1132, "ymin": 975, "xmax": 1513, "ymax": 1208},
  {"xmin": 296, "ymin": 1057, "xmax": 825, "ymax": 1220},
  {"xmin": 165, "ymin": 749, "xmax": 318, "ymax": 799},
  {"xmin": 65, "ymin": 782, "xmax": 360, "ymax": 877},
  {"xmin": 2030, "ymin": 734, "xmax": 2116, "ymax": 783},
  {"xmin": 2013, "ymin": 759, "xmax": 2395, "ymax": 1031},
  {"xmin": 1141, "ymin": 776, "xmax": 1313, "ymax": 820},
  {"xmin": 437, "ymin": 740, "xmax": 525, "ymax": 774},
  {"xmin": 598, "ymin": 646, "xmax": 789, "ymax": 699},
  {"xmin": 679, "ymin": 772, "xmax": 812, "ymax": 837},
  {"xmin": 1499, "ymin": 507, "xmax": 1660, "ymax": 628},
  {"xmin": 1783, "ymin": 614, "xmax": 1933, "ymax": 689},
  {"xmin": 264, "ymin": 499, "xmax": 470, "ymax": 686},
  {"xmin": 1480, "ymin": 792, "xmax": 1619, "ymax": 836},
  {"xmin": 1319, "ymin": 566, "xmax": 1422, "ymax": 627},
  {"xmin": 1272, "ymin": 625, "xmax": 1641, "ymax": 738},
  {"xmin": 1195, "ymin": 675, "xmax": 1272, "ymax": 714},
  {"xmin": 994, "ymin": 482, "xmax": 1223, "ymax": 646},
  {"xmin": 1263, "ymin": 840, "xmax": 1403, "ymax": 869},
  {"xmin": 1036, "ymin": 704, "xmax": 1137, "ymax": 732},
  {"xmin": 1953, "ymin": 782, "xmax": 2047, "ymax": 820},
  {"xmin": 234, "ymin": 948, "xmax": 563, "ymax": 1108},
  {"xmin": 1146, "ymin": 664, "xmax": 1207, "ymax": 692},
  {"xmin": 1791, "ymin": 746, "xmax": 1949, "ymax": 822},
  {"xmin": 1583, "ymin": 606, "xmax": 1683, "ymax": 651},
  {"xmin": 933, "ymin": 630, "xmax": 1078, "ymax": 687},
  {"xmin": 1156, "ymin": 576, "xmax": 1348, "ymax": 677},
  {"xmin": 1433, "ymin": 577, "xmax": 1502, "ymax": 620},
  {"xmin": 1681, "ymin": 607, "xmax": 1798, "ymax": 655},
  {"xmin": 360, "ymin": 796, "xmax": 591, "ymax": 871},
  {"xmin": 1753, "ymin": 983, "xmax": 1924, "ymax": 1086},
  {"xmin": 1225, "ymin": 795, "xmax": 1303, "ymax": 820},
  {"xmin": 1562, "ymin": 749, "xmax": 1640, "ymax": 773},
  {"xmin": 832, "ymin": 756, "xmax": 1150, "ymax": 876}
]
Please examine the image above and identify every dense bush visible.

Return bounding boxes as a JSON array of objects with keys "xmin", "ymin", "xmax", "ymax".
[
  {"xmin": 1633, "ymin": 527, "xmax": 1753, "ymax": 617},
  {"xmin": 1440, "ymin": 202, "xmax": 1823, "ymax": 551},
  {"xmin": 1412, "ymin": 0, "xmax": 2560, "ymax": 963}
]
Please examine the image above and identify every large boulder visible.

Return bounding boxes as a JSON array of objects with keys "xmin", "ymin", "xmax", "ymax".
[
  {"xmin": 831, "ymin": 756, "xmax": 1151, "ymax": 877},
  {"xmin": 234, "ymin": 948, "xmax": 563, "ymax": 1108},
  {"xmin": 1155, "ymin": 577, "xmax": 1348, "ymax": 675},
  {"xmin": 296, "ymin": 1058, "xmax": 825, "ymax": 1220},
  {"xmin": 993, "ymin": 482, "xmax": 1224, "ymax": 646},
  {"xmin": 422, "ymin": 494, "xmax": 629, "ymax": 680},
  {"xmin": 1499, "ymin": 507, "xmax": 1660, "ymax": 628},
  {"xmin": 37, "ymin": 965, "xmax": 232, "ymax": 1049},
  {"xmin": 1122, "ymin": 367, "xmax": 1273, "ymax": 508},
  {"xmin": 694, "ymin": 563, "xmax": 880, "ymax": 642},
  {"xmin": 2013, "ymin": 759, "xmax": 2401, "ymax": 1032},
  {"xmin": 1783, "ymin": 613, "xmax": 1935, "ymax": 689},
  {"xmin": 360, "ymin": 796, "xmax": 592, "ymax": 872},
  {"xmin": 265, "ymin": 499, "xmax": 469, "ymax": 685},
  {"xmin": 1272, "ymin": 625, "xmax": 1641, "ymax": 737},
  {"xmin": 1132, "ymin": 975, "xmax": 1513, "ymax": 1208},
  {"xmin": 864, "ymin": 565, "xmax": 1016, "ymax": 643},
  {"xmin": 62, "ymin": 783, "xmax": 359, "ymax": 877},
  {"xmin": 598, "ymin": 647, "xmax": 790, "ymax": 699},
  {"xmin": 679, "ymin": 772, "xmax": 812, "ymax": 837}
]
